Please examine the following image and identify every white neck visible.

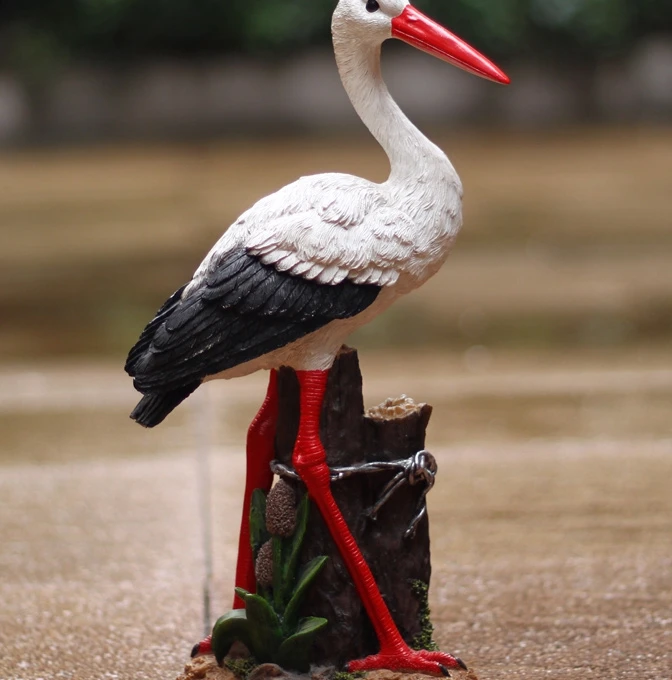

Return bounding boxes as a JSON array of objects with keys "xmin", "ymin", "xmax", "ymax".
[{"xmin": 333, "ymin": 31, "xmax": 455, "ymax": 185}]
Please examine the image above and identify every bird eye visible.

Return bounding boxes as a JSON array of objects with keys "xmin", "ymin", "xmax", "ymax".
[{"xmin": 366, "ymin": 0, "xmax": 380, "ymax": 12}]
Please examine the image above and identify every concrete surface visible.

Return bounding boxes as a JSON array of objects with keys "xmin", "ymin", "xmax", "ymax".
[{"xmin": 1, "ymin": 354, "xmax": 671, "ymax": 679}]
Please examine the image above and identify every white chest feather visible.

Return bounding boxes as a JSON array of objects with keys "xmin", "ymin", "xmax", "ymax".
[{"xmin": 193, "ymin": 164, "xmax": 461, "ymax": 296}]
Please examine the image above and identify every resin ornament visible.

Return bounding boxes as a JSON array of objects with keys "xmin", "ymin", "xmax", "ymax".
[{"xmin": 126, "ymin": 0, "xmax": 508, "ymax": 676}]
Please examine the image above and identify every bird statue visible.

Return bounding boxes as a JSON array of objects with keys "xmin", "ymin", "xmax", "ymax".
[{"xmin": 126, "ymin": 0, "xmax": 508, "ymax": 674}]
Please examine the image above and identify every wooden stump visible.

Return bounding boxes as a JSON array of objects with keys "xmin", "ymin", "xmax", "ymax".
[{"xmin": 274, "ymin": 347, "xmax": 435, "ymax": 668}]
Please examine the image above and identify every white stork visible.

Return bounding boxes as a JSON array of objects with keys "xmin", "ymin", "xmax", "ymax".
[{"xmin": 126, "ymin": 0, "xmax": 508, "ymax": 674}]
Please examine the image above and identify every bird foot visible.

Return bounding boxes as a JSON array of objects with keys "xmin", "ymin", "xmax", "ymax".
[
  {"xmin": 190, "ymin": 634, "xmax": 212, "ymax": 658},
  {"xmin": 347, "ymin": 648, "xmax": 467, "ymax": 676}
]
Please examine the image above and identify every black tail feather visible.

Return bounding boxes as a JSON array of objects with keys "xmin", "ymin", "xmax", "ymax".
[
  {"xmin": 125, "ymin": 285, "xmax": 188, "ymax": 376},
  {"xmin": 130, "ymin": 382, "xmax": 201, "ymax": 428}
]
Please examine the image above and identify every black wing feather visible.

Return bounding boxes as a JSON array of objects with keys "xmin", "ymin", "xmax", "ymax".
[
  {"xmin": 204, "ymin": 249, "xmax": 250, "ymax": 289},
  {"xmin": 126, "ymin": 248, "xmax": 381, "ymax": 423},
  {"xmin": 125, "ymin": 285, "xmax": 187, "ymax": 374},
  {"xmin": 257, "ymin": 276, "xmax": 301, "ymax": 316}
]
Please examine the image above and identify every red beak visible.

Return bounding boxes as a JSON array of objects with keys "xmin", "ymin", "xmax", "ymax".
[{"xmin": 391, "ymin": 5, "xmax": 510, "ymax": 85}]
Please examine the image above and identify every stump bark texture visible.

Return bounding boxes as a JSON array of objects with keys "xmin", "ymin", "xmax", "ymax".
[{"xmin": 274, "ymin": 347, "xmax": 434, "ymax": 668}]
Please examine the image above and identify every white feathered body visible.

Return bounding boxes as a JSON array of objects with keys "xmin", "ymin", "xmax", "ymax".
[
  {"xmin": 190, "ymin": 162, "xmax": 463, "ymax": 377},
  {"xmin": 125, "ymin": 0, "xmax": 502, "ymax": 428},
  {"xmin": 173, "ymin": 1, "xmax": 468, "ymax": 379}
]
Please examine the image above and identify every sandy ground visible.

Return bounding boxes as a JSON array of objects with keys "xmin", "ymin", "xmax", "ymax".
[{"xmin": 1, "ymin": 352, "xmax": 670, "ymax": 680}]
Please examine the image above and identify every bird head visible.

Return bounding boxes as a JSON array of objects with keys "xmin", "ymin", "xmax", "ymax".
[{"xmin": 333, "ymin": 0, "xmax": 509, "ymax": 85}]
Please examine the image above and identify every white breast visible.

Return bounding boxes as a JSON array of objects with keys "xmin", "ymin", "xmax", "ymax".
[{"xmin": 190, "ymin": 166, "xmax": 462, "ymax": 298}]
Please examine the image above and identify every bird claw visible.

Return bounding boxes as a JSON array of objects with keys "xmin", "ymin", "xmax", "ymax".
[
  {"xmin": 347, "ymin": 648, "xmax": 464, "ymax": 675},
  {"xmin": 190, "ymin": 634, "xmax": 212, "ymax": 658}
]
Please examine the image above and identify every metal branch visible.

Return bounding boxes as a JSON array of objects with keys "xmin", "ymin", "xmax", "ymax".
[{"xmin": 270, "ymin": 450, "xmax": 437, "ymax": 539}]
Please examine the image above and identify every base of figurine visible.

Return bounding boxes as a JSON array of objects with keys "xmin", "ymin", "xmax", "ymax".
[{"xmin": 177, "ymin": 657, "xmax": 479, "ymax": 680}]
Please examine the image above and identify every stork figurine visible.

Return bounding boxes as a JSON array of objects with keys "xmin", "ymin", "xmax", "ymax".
[{"xmin": 127, "ymin": 0, "xmax": 508, "ymax": 674}]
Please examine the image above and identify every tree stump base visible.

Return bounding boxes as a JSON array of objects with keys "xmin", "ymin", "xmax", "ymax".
[
  {"xmin": 274, "ymin": 347, "xmax": 437, "ymax": 668},
  {"xmin": 198, "ymin": 346, "xmax": 446, "ymax": 677}
]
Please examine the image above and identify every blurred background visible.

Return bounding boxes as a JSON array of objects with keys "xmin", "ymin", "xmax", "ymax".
[
  {"xmin": 1, "ymin": 0, "xmax": 672, "ymax": 354},
  {"xmin": 1, "ymin": 0, "xmax": 671, "ymax": 441},
  {"xmin": 2, "ymin": 4, "xmax": 672, "ymax": 679}
]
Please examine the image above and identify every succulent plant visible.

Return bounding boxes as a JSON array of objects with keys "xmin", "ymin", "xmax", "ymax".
[{"xmin": 211, "ymin": 487, "xmax": 328, "ymax": 673}]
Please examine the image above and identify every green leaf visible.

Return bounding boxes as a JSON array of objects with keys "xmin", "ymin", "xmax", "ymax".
[
  {"xmin": 282, "ymin": 555, "xmax": 328, "ymax": 630},
  {"xmin": 272, "ymin": 535, "xmax": 284, "ymax": 612},
  {"xmin": 282, "ymin": 494, "xmax": 310, "ymax": 589},
  {"xmin": 257, "ymin": 584, "xmax": 273, "ymax": 607},
  {"xmin": 242, "ymin": 592, "xmax": 283, "ymax": 659},
  {"xmin": 275, "ymin": 617, "xmax": 329, "ymax": 672},
  {"xmin": 250, "ymin": 488, "xmax": 269, "ymax": 557},
  {"xmin": 235, "ymin": 586, "xmax": 250, "ymax": 601},
  {"xmin": 211, "ymin": 609, "xmax": 253, "ymax": 665}
]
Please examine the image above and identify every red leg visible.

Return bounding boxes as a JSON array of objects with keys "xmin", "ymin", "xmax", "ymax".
[
  {"xmin": 293, "ymin": 370, "xmax": 464, "ymax": 676},
  {"xmin": 192, "ymin": 371, "xmax": 279, "ymax": 659},
  {"xmin": 233, "ymin": 370, "xmax": 279, "ymax": 607}
]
